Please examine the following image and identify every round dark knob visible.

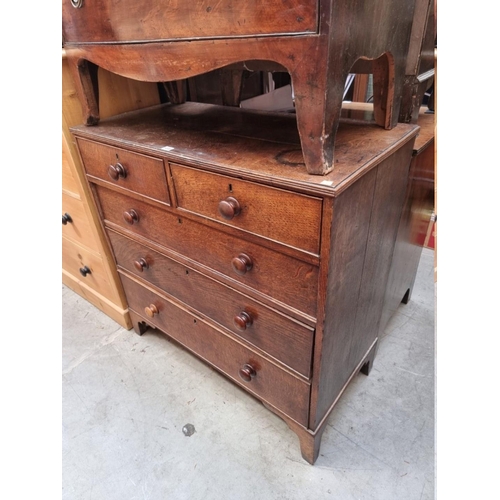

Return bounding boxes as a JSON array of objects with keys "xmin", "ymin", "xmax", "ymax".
[
  {"xmin": 79, "ymin": 266, "xmax": 91, "ymax": 277},
  {"xmin": 218, "ymin": 197, "xmax": 241, "ymax": 220},
  {"xmin": 62, "ymin": 213, "xmax": 73, "ymax": 225},
  {"xmin": 123, "ymin": 209, "xmax": 139, "ymax": 225},
  {"xmin": 144, "ymin": 304, "xmax": 159, "ymax": 318},
  {"xmin": 234, "ymin": 311, "xmax": 253, "ymax": 331},
  {"xmin": 133, "ymin": 258, "xmax": 149, "ymax": 273},
  {"xmin": 231, "ymin": 253, "xmax": 253, "ymax": 275},
  {"xmin": 108, "ymin": 162, "xmax": 127, "ymax": 181},
  {"xmin": 239, "ymin": 364, "xmax": 256, "ymax": 382}
]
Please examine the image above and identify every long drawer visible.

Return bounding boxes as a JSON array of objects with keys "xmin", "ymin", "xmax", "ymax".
[
  {"xmin": 95, "ymin": 185, "xmax": 319, "ymax": 317},
  {"xmin": 108, "ymin": 229, "xmax": 314, "ymax": 377},
  {"xmin": 170, "ymin": 163, "xmax": 323, "ymax": 255},
  {"xmin": 121, "ymin": 273, "xmax": 311, "ymax": 426}
]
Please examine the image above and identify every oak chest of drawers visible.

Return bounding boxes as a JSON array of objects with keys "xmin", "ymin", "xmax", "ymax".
[{"xmin": 71, "ymin": 102, "xmax": 418, "ymax": 463}]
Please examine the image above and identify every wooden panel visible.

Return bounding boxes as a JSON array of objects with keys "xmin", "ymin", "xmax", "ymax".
[
  {"xmin": 62, "ymin": 192, "xmax": 98, "ymax": 251},
  {"xmin": 405, "ymin": 0, "xmax": 435, "ymax": 76},
  {"xmin": 62, "ymin": 133, "xmax": 79, "ymax": 195},
  {"xmin": 108, "ymin": 230, "xmax": 314, "ymax": 377},
  {"xmin": 310, "ymin": 139, "xmax": 415, "ymax": 428},
  {"xmin": 170, "ymin": 163, "xmax": 322, "ymax": 254},
  {"xmin": 121, "ymin": 273, "xmax": 311, "ymax": 425},
  {"xmin": 380, "ymin": 135, "xmax": 434, "ymax": 331},
  {"xmin": 97, "ymin": 68, "xmax": 162, "ymax": 118},
  {"xmin": 310, "ymin": 168, "xmax": 378, "ymax": 428},
  {"xmin": 348, "ymin": 140, "xmax": 414, "ymax": 369},
  {"xmin": 62, "ymin": 0, "xmax": 318, "ymax": 44},
  {"xmin": 95, "ymin": 186, "xmax": 319, "ymax": 317},
  {"xmin": 77, "ymin": 138, "xmax": 170, "ymax": 205},
  {"xmin": 62, "ymin": 236, "xmax": 114, "ymax": 299}
]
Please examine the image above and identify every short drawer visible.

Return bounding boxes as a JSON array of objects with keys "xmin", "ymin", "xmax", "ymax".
[
  {"xmin": 170, "ymin": 164, "xmax": 322, "ymax": 254},
  {"xmin": 77, "ymin": 138, "xmax": 170, "ymax": 205},
  {"xmin": 121, "ymin": 273, "xmax": 311, "ymax": 426},
  {"xmin": 95, "ymin": 186, "xmax": 319, "ymax": 317},
  {"xmin": 62, "ymin": 192, "xmax": 98, "ymax": 250},
  {"xmin": 109, "ymin": 230, "xmax": 314, "ymax": 377},
  {"xmin": 62, "ymin": 236, "xmax": 114, "ymax": 298}
]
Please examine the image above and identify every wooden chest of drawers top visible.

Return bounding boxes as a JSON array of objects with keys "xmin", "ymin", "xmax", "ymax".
[{"xmin": 72, "ymin": 102, "xmax": 418, "ymax": 196}]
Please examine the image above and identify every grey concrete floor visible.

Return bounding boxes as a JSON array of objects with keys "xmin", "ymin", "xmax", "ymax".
[{"xmin": 62, "ymin": 248, "xmax": 435, "ymax": 500}]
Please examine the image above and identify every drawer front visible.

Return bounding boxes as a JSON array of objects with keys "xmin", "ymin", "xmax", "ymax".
[
  {"xmin": 95, "ymin": 186, "xmax": 319, "ymax": 317},
  {"xmin": 62, "ymin": 236, "xmax": 114, "ymax": 298},
  {"xmin": 109, "ymin": 230, "xmax": 314, "ymax": 377},
  {"xmin": 171, "ymin": 164, "xmax": 322, "ymax": 254},
  {"xmin": 63, "ymin": 1, "xmax": 318, "ymax": 43},
  {"xmin": 77, "ymin": 138, "xmax": 170, "ymax": 205},
  {"xmin": 121, "ymin": 273, "xmax": 310, "ymax": 425},
  {"xmin": 62, "ymin": 192, "xmax": 98, "ymax": 250}
]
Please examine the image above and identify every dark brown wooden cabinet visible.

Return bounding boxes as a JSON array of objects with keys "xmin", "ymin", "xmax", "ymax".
[
  {"xmin": 63, "ymin": 0, "xmax": 418, "ymax": 174},
  {"xmin": 71, "ymin": 102, "xmax": 419, "ymax": 463}
]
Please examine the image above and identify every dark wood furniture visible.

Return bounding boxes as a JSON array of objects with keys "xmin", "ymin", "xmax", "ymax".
[
  {"xmin": 63, "ymin": 0, "xmax": 417, "ymax": 175},
  {"xmin": 380, "ymin": 107, "xmax": 435, "ymax": 329},
  {"xmin": 340, "ymin": 101, "xmax": 435, "ymax": 324},
  {"xmin": 349, "ymin": 0, "xmax": 435, "ymax": 123},
  {"xmin": 71, "ymin": 102, "xmax": 418, "ymax": 463},
  {"xmin": 398, "ymin": 0, "xmax": 435, "ymax": 123}
]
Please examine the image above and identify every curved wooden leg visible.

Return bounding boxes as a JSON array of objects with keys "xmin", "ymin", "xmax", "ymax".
[
  {"xmin": 291, "ymin": 65, "xmax": 346, "ymax": 175},
  {"xmin": 372, "ymin": 53, "xmax": 395, "ymax": 129},
  {"xmin": 220, "ymin": 68, "xmax": 244, "ymax": 107},
  {"xmin": 66, "ymin": 54, "xmax": 100, "ymax": 126},
  {"xmin": 372, "ymin": 52, "xmax": 408, "ymax": 130},
  {"xmin": 162, "ymin": 80, "xmax": 187, "ymax": 104}
]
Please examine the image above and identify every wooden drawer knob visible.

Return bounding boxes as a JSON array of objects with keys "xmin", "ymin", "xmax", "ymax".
[
  {"xmin": 234, "ymin": 311, "xmax": 253, "ymax": 331},
  {"xmin": 123, "ymin": 209, "xmax": 139, "ymax": 225},
  {"xmin": 62, "ymin": 213, "xmax": 73, "ymax": 225},
  {"xmin": 108, "ymin": 162, "xmax": 127, "ymax": 181},
  {"xmin": 133, "ymin": 258, "xmax": 149, "ymax": 272},
  {"xmin": 218, "ymin": 197, "xmax": 241, "ymax": 220},
  {"xmin": 239, "ymin": 363, "xmax": 256, "ymax": 382},
  {"xmin": 231, "ymin": 253, "xmax": 253, "ymax": 275},
  {"xmin": 79, "ymin": 266, "xmax": 91, "ymax": 277},
  {"xmin": 144, "ymin": 304, "xmax": 159, "ymax": 318}
]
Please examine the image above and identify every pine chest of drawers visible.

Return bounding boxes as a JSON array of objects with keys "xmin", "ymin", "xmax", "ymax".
[{"xmin": 71, "ymin": 102, "xmax": 418, "ymax": 463}]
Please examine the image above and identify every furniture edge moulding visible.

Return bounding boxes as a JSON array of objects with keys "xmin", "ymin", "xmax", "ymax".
[{"xmin": 62, "ymin": 0, "xmax": 416, "ymax": 176}]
